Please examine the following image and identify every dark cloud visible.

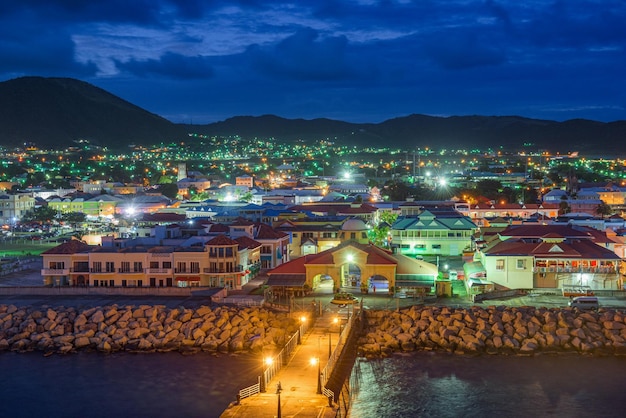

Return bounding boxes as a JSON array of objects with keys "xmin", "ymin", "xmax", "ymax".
[
  {"xmin": 117, "ymin": 53, "xmax": 215, "ymax": 80},
  {"xmin": 245, "ymin": 28, "xmax": 356, "ymax": 81},
  {"xmin": 0, "ymin": 0, "xmax": 624, "ymax": 123}
]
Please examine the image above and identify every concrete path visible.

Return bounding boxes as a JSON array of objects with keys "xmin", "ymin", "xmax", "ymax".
[{"xmin": 220, "ymin": 307, "xmax": 341, "ymax": 418}]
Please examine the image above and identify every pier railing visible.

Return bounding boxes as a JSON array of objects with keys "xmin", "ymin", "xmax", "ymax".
[{"xmin": 237, "ymin": 314, "xmax": 311, "ymax": 400}]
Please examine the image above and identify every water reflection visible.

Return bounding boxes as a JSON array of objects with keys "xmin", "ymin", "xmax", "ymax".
[{"xmin": 351, "ymin": 353, "xmax": 626, "ymax": 418}]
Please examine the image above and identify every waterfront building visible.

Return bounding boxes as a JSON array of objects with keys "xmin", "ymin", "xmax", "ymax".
[
  {"xmin": 265, "ymin": 240, "xmax": 438, "ymax": 296},
  {"xmin": 477, "ymin": 224, "xmax": 622, "ymax": 291},
  {"xmin": 40, "ymin": 233, "xmax": 262, "ymax": 289}
]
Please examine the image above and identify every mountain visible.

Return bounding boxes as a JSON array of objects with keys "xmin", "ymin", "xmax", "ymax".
[
  {"xmin": 0, "ymin": 76, "xmax": 185, "ymax": 149},
  {"xmin": 1, "ymin": 76, "xmax": 625, "ymax": 153},
  {"xmin": 193, "ymin": 114, "xmax": 626, "ymax": 154}
]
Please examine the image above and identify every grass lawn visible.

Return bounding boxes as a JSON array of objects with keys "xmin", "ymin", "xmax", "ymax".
[{"xmin": 0, "ymin": 240, "xmax": 59, "ymax": 257}]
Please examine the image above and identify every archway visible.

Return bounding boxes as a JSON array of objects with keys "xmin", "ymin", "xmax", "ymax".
[
  {"xmin": 312, "ymin": 273, "xmax": 335, "ymax": 294},
  {"xmin": 341, "ymin": 263, "xmax": 361, "ymax": 289},
  {"xmin": 367, "ymin": 274, "xmax": 390, "ymax": 294}
]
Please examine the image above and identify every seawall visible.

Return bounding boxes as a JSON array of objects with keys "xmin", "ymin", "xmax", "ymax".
[
  {"xmin": 0, "ymin": 304, "xmax": 298, "ymax": 355},
  {"xmin": 360, "ymin": 305, "xmax": 626, "ymax": 356}
]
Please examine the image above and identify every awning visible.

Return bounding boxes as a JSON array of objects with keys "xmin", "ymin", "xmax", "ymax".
[
  {"xmin": 176, "ymin": 276, "xmax": 201, "ymax": 281},
  {"xmin": 464, "ymin": 261, "xmax": 486, "ymax": 279},
  {"xmin": 266, "ymin": 274, "xmax": 307, "ymax": 287},
  {"xmin": 395, "ymin": 280, "xmax": 434, "ymax": 288}
]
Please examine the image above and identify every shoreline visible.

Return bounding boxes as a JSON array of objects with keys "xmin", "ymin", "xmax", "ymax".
[
  {"xmin": 0, "ymin": 303, "xmax": 298, "ymax": 355},
  {"xmin": 359, "ymin": 305, "xmax": 626, "ymax": 357},
  {"xmin": 3, "ymin": 302, "xmax": 626, "ymax": 358}
]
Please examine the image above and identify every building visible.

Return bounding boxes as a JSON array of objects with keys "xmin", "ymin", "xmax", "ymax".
[
  {"xmin": 235, "ymin": 175, "xmax": 254, "ymax": 188},
  {"xmin": 41, "ymin": 233, "xmax": 262, "ymax": 290},
  {"xmin": 265, "ymin": 241, "xmax": 438, "ymax": 296},
  {"xmin": 390, "ymin": 209, "xmax": 478, "ymax": 256},
  {"xmin": 477, "ymin": 224, "xmax": 622, "ymax": 291},
  {"xmin": 0, "ymin": 193, "xmax": 36, "ymax": 224}
]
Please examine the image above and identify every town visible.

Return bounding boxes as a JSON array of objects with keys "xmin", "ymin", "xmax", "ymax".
[{"xmin": 1, "ymin": 136, "xmax": 625, "ymax": 301}]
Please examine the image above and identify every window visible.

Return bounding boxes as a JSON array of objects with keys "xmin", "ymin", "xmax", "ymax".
[
  {"xmin": 496, "ymin": 259, "xmax": 505, "ymax": 271},
  {"xmin": 92, "ymin": 262, "xmax": 102, "ymax": 273},
  {"xmin": 50, "ymin": 261, "xmax": 65, "ymax": 270},
  {"xmin": 516, "ymin": 259, "xmax": 526, "ymax": 269},
  {"xmin": 134, "ymin": 262, "xmax": 143, "ymax": 272},
  {"xmin": 163, "ymin": 262, "xmax": 172, "ymax": 269},
  {"xmin": 177, "ymin": 262, "xmax": 187, "ymax": 273},
  {"xmin": 121, "ymin": 262, "xmax": 130, "ymax": 273},
  {"xmin": 105, "ymin": 262, "xmax": 115, "ymax": 273},
  {"xmin": 432, "ymin": 244, "xmax": 441, "ymax": 250},
  {"xmin": 191, "ymin": 262, "xmax": 200, "ymax": 273},
  {"xmin": 150, "ymin": 261, "xmax": 159, "ymax": 269}
]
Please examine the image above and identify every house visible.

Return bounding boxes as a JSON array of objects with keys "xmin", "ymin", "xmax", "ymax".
[
  {"xmin": 390, "ymin": 209, "xmax": 478, "ymax": 256},
  {"xmin": 477, "ymin": 224, "xmax": 622, "ymax": 291}
]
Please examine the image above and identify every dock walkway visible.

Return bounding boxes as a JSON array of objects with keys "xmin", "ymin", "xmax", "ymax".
[{"xmin": 220, "ymin": 307, "xmax": 345, "ymax": 418}]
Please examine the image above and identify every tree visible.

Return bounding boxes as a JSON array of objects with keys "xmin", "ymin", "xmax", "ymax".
[
  {"xmin": 158, "ymin": 183, "xmax": 179, "ymax": 199},
  {"xmin": 21, "ymin": 206, "xmax": 59, "ymax": 223},
  {"xmin": 595, "ymin": 202, "xmax": 612, "ymax": 219},
  {"xmin": 475, "ymin": 180, "xmax": 502, "ymax": 201}
]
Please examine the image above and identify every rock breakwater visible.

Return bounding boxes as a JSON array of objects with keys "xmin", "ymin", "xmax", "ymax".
[
  {"xmin": 360, "ymin": 305, "xmax": 626, "ymax": 356},
  {"xmin": 0, "ymin": 304, "xmax": 298, "ymax": 355}
]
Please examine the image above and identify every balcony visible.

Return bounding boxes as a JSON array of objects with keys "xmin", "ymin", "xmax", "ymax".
[
  {"xmin": 89, "ymin": 269, "xmax": 115, "ymax": 274},
  {"xmin": 203, "ymin": 267, "xmax": 244, "ymax": 275},
  {"xmin": 533, "ymin": 265, "xmax": 617, "ymax": 274},
  {"xmin": 146, "ymin": 268, "xmax": 172, "ymax": 275},
  {"xmin": 41, "ymin": 268, "xmax": 69, "ymax": 276},
  {"xmin": 117, "ymin": 268, "xmax": 145, "ymax": 274}
]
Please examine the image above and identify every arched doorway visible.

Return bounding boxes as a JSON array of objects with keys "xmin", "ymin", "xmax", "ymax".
[
  {"xmin": 341, "ymin": 263, "xmax": 361, "ymax": 289},
  {"xmin": 312, "ymin": 274, "xmax": 335, "ymax": 294},
  {"xmin": 367, "ymin": 274, "xmax": 390, "ymax": 294}
]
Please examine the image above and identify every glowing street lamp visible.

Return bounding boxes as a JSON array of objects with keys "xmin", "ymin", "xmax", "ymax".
[
  {"xmin": 310, "ymin": 357, "xmax": 322, "ymax": 394},
  {"xmin": 260, "ymin": 356, "xmax": 273, "ymax": 393}
]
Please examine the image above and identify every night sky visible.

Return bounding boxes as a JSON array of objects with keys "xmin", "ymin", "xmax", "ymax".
[{"xmin": 1, "ymin": 1, "xmax": 625, "ymax": 124}]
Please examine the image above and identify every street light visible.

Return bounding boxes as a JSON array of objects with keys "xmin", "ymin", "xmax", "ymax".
[
  {"xmin": 260, "ymin": 356, "xmax": 273, "ymax": 393},
  {"xmin": 298, "ymin": 315, "xmax": 307, "ymax": 344},
  {"xmin": 310, "ymin": 357, "xmax": 322, "ymax": 394}
]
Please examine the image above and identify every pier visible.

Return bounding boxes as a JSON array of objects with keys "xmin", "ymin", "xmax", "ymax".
[{"xmin": 220, "ymin": 301, "xmax": 361, "ymax": 418}]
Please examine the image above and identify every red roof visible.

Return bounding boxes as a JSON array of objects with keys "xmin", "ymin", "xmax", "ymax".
[
  {"xmin": 234, "ymin": 236, "xmax": 262, "ymax": 250},
  {"xmin": 42, "ymin": 240, "xmax": 94, "ymax": 254},
  {"xmin": 206, "ymin": 235, "xmax": 238, "ymax": 246},
  {"xmin": 208, "ymin": 223, "xmax": 230, "ymax": 233},
  {"xmin": 268, "ymin": 242, "xmax": 396, "ymax": 275},
  {"xmin": 254, "ymin": 223, "xmax": 288, "ymax": 240}
]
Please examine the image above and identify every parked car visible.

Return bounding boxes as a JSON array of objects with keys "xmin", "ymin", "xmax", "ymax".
[{"xmin": 568, "ymin": 296, "xmax": 599, "ymax": 310}]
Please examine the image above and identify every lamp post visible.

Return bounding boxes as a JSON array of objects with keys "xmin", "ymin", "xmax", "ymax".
[
  {"xmin": 298, "ymin": 315, "xmax": 307, "ymax": 345},
  {"xmin": 276, "ymin": 381, "xmax": 283, "ymax": 418},
  {"xmin": 328, "ymin": 331, "xmax": 332, "ymax": 359},
  {"xmin": 260, "ymin": 356, "xmax": 272, "ymax": 393}
]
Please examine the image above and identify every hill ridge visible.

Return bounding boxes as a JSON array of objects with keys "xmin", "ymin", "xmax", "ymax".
[{"xmin": 1, "ymin": 76, "xmax": 625, "ymax": 153}]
